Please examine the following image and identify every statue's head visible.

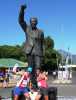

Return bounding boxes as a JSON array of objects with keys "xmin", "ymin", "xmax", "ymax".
[{"xmin": 30, "ymin": 17, "xmax": 38, "ymax": 29}]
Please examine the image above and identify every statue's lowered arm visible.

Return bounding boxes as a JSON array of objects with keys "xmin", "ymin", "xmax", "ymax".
[{"xmin": 41, "ymin": 32, "xmax": 45, "ymax": 56}]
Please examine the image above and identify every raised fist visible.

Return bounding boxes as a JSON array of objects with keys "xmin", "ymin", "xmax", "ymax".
[{"xmin": 21, "ymin": 5, "xmax": 27, "ymax": 10}]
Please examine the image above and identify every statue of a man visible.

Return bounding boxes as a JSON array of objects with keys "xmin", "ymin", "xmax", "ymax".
[{"xmin": 18, "ymin": 5, "xmax": 44, "ymax": 72}]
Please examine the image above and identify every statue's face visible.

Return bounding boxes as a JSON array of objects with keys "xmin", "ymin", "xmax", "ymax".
[{"xmin": 30, "ymin": 18, "xmax": 38, "ymax": 29}]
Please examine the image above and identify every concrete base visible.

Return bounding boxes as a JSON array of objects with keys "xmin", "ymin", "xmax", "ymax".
[{"xmin": 52, "ymin": 79, "xmax": 72, "ymax": 84}]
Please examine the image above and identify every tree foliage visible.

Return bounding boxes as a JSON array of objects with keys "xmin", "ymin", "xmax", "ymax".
[
  {"xmin": 43, "ymin": 36, "xmax": 61, "ymax": 71},
  {"xmin": 44, "ymin": 36, "xmax": 54, "ymax": 49},
  {"xmin": 0, "ymin": 36, "xmax": 61, "ymax": 71},
  {"xmin": 0, "ymin": 45, "xmax": 26, "ymax": 62}
]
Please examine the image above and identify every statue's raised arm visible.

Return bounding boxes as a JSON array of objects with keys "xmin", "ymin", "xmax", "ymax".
[{"xmin": 18, "ymin": 5, "xmax": 27, "ymax": 32}]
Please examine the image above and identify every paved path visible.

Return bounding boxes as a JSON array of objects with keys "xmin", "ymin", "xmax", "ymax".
[
  {"xmin": 49, "ymin": 84, "xmax": 76, "ymax": 96},
  {"xmin": 0, "ymin": 84, "xmax": 76, "ymax": 98},
  {"xmin": 1, "ymin": 97, "xmax": 76, "ymax": 100}
]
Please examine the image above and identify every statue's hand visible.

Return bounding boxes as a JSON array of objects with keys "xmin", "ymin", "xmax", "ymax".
[{"xmin": 21, "ymin": 5, "xmax": 27, "ymax": 10}]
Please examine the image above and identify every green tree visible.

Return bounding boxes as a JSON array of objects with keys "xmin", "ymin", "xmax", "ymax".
[
  {"xmin": 0, "ymin": 45, "xmax": 26, "ymax": 62},
  {"xmin": 0, "ymin": 36, "xmax": 61, "ymax": 71},
  {"xmin": 43, "ymin": 36, "xmax": 61, "ymax": 71},
  {"xmin": 44, "ymin": 36, "xmax": 54, "ymax": 49}
]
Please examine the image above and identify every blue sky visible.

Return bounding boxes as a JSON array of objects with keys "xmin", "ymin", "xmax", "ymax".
[{"xmin": 0, "ymin": 0, "xmax": 76, "ymax": 54}]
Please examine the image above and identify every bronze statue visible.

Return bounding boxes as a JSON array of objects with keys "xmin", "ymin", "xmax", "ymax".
[{"xmin": 18, "ymin": 5, "xmax": 44, "ymax": 72}]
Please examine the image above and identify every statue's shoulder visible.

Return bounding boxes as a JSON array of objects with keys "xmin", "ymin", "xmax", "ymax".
[{"xmin": 38, "ymin": 29, "xmax": 44, "ymax": 34}]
